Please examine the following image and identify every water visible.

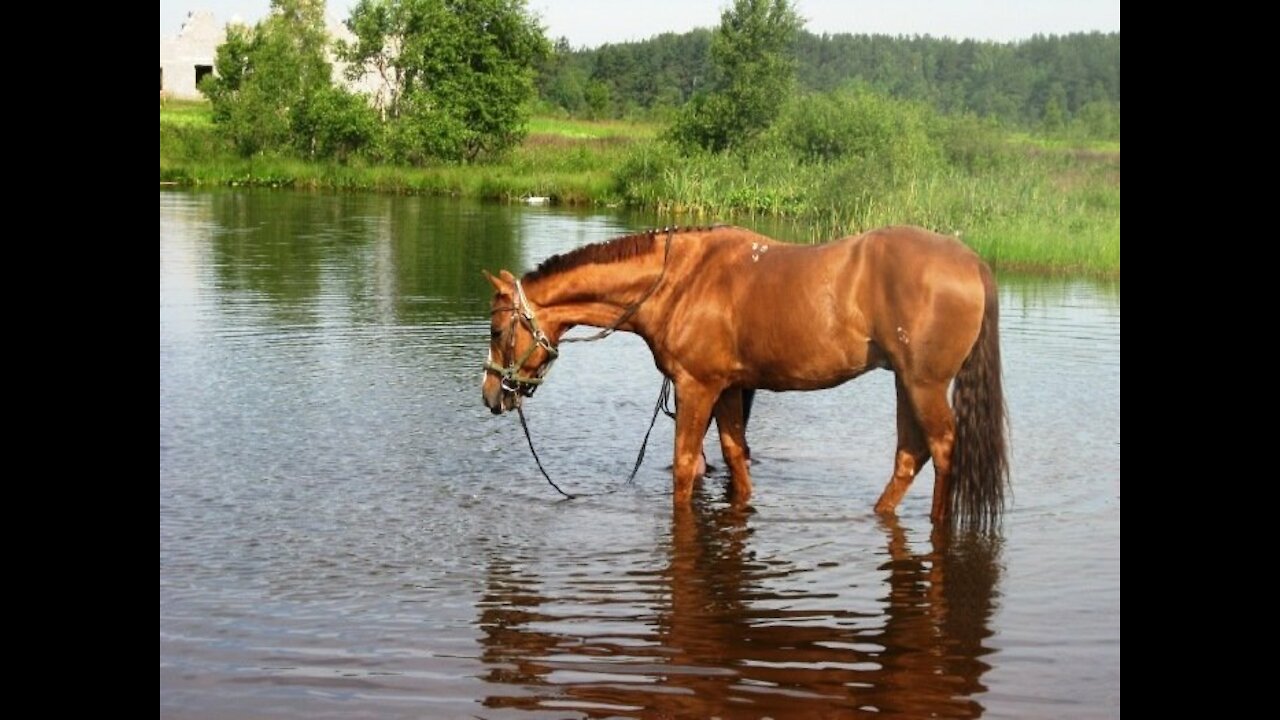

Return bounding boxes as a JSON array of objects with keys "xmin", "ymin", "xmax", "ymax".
[{"xmin": 159, "ymin": 190, "xmax": 1120, "ymax": 719}]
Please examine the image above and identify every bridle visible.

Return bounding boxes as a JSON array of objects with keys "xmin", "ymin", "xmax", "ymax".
[{"xmin": 485, "ymin": 279, "xmax": 558, "ymax": 398}]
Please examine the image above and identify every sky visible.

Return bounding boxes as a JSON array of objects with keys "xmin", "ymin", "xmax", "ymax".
[{"xmin": 160, "ymin": 1, "xmax": 1119, "ymax": 47}]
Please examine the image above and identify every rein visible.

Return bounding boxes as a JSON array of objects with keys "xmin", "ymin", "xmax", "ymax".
[
  {"xmin": 494, "ymin": 227, "xmax": 680, "ymax": 499},
  {"xmin": 516, "ymin": 375, "xmax": 673, "ymax": 500}
]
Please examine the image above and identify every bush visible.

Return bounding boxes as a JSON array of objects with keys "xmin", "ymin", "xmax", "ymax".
[
  {"xmin": 929, "ymin": 113, "xmax": 1013, "ymax": 173},
  {"xmin": 1070, "ymin": 101, "xmax": 1121, "ymax": 142},
  {"xmin": 778, "ymin": 87, "xmax": 942, "ymax": 175},
  {"xmin": 292, "ymin": 86, "xmax": 380, "ymax": 161}
]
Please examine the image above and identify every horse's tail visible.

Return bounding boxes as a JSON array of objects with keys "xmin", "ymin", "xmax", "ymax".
[{"xmin": 949, "ymin": 263, "xmax": 1010, "ymax": 531}]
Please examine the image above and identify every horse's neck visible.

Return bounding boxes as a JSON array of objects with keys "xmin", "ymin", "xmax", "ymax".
[{"xmin": 525, "ymin": 257, "xmax": 665, "ymax": 333}]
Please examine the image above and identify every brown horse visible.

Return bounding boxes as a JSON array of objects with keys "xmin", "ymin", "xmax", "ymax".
[{"xmin": 483, "ymin": 225, "xmax": 1008, "ymax": 527}]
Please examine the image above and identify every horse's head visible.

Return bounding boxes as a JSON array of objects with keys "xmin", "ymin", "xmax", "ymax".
[{"xmin": 482, "ymin": 270, "xmax": 560, "ymax": 414}]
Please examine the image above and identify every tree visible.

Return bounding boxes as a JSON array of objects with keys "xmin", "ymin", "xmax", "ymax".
[
  {"xmin": 1041, "ymin": 82, "xmax": 1067, "ymax": 131},
  {"xmin": 583, "ymin": 80, "xmax": 611, "ymax": 119},
  {"xmin": 339, "ymin": 0, "xmax": 549, "ymax": 162},
  {"xmin": 339, "ymin": 0, "xmax": 400, "ymax": 119},
  {"xmin": 668, "ymin": 0, "xmax": 803, "ymax": 152},
  {"xmin": 201, "ymin": 0, "xmax": 372, "ymax": 157}
]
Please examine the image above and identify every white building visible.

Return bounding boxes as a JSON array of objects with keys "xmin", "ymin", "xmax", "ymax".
[
  {"xmin": 160, "ymin": 11, "xmax": 223, "ymax": 100},
  {"xmin": 160, "ymin": 9, "xmax": 385, "ymax": 101}
]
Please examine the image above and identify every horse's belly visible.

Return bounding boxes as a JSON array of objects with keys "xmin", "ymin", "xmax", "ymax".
[
  {"xmin": 745, "ymin": 341, "xmax": 885, "ymax": 391},
  {"xmin": 756, "ymin": 371, "xmax": 867, "ymax": 392}
]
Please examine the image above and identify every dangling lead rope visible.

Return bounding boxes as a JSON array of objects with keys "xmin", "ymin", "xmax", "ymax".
[
  {"xmin": 516, "ymin": 403, "xmax": 577, "ymax": 499},
  {"xmin": 516, "ymin": 376, "xmax": 673, "ymax": 500},
  {"xmin": 624, "ymin": 376, "xmax": 673, "ymax": 483}
]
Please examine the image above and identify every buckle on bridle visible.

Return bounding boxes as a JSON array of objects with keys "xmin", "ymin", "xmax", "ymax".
[{"xmin": 507, "ymin": 379, "xmax": 538, "ymax": 397}]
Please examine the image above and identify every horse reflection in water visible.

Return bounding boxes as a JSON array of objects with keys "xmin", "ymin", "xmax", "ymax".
[{"xmin": 476, "ymin": 496, "xmax": 1001, "ymax": 718}]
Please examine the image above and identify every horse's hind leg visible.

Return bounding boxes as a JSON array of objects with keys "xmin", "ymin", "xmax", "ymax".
[
  {"xmin": 713, "ymin": 389, "xmax": 752, "ymax": 502},
  {"xmin": 703, "ymin": 388, "xmax": 755, "ymax": 472},
  {"xmin": 907, "ymin": 380, "xmax": 958, "ymax": 524},
  {"xmin": 875, "ymin": 376, "xmax": 932, "ymax": 516}
]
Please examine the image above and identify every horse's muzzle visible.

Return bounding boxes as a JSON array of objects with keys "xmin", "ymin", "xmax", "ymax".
[{"xmin": 483, "ymin": 381, "xmax": 513, "ymax": 414}]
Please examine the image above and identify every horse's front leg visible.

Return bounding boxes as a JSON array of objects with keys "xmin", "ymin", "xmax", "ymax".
[
  {"xmin": 713, "ymin": 389, "xmax": 752, "ymax": 502},
  {"xmin": 672, "ymin": 381, "xmax": 717, "ymax": 504}
]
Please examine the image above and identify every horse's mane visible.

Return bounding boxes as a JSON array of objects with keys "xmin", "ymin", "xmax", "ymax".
[{"xmin": 523, "ymin": 226, "xmax": 723, "ymax": 282}]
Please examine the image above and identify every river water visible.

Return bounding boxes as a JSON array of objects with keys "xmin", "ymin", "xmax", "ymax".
[{"xmin": 159, "ymin": 190, "xmax": 1120, "ymax": 719}]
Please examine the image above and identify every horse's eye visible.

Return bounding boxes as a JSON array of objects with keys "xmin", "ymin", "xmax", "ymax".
[{"xmin": 490, "ymin": 329, "xmax": 502, "ymax": 340}]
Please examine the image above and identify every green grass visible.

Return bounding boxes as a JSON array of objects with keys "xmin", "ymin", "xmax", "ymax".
[
  {"xmin": 160, "ymin": 100, "xmax": 1119, "ymax": 274},
  {"xmin": 1007, "ymin": 131, "xmax": 1121, "ymax": 155},
  {"xmin": 608, "ymin": 140, "xmax": 1119, "ymax": 274},
  {"xmin": 158, "ymin": 99, "xmax": 214, "ymax": 128},
  {"xmin": 525, "ymin": 115, "xmax": 657, "ymax": 140}
]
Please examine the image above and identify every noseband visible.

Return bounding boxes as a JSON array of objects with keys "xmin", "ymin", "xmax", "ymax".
[{"xmin": 485, "ymin": 280, "xmax": 558, "ymax": 398}]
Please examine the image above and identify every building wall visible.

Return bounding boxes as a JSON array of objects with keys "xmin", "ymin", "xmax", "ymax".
[
  {"xmin": 160, "ymin": 9, "xmax": 388, "ymax": 102},
  {"xmin": 160, "ymin": 11, "xmax": 224, "ymax": 100}
]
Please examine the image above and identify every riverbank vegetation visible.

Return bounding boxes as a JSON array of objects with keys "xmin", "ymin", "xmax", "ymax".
[{"xmin": 160, "ymin": 0, "xmax": 1119, "ymax": 274}]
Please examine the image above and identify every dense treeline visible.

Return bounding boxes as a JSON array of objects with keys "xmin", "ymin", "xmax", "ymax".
[
  {"xmin": 537, "ymin": 30, "xmax": 1120, "ymax": 136},
  {"xmin": 536, "ymin": 31, "xmax": 714, "ymax": 119}
]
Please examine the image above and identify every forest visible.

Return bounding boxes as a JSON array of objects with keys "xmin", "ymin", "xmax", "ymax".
[{"xmin": 537, "ymin": 30, "xmax": 1119, "ymax": 136}]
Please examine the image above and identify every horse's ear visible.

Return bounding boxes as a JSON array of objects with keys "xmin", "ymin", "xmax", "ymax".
[
  {"xmin": 483, "ymin": 269, "xmax": 512, "ymax": 294},
  {"xmin": 499, "ymin": 270, "xmax": 516, "ymax": 283}
]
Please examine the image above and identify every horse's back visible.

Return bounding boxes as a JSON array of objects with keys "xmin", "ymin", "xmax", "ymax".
[
  {"xmin": 849, "ymin": 225, "xmax": 983, "ymax": 276},
  {"xmin": 738, "ymin": 225, "xmax": 989, "ymax": 383}
]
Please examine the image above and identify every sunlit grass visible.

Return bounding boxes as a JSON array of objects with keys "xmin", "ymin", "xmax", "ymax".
[
  {"xmin": 1005, "ymin": 131, "xmax": 1121, "ymax": 156},
  {"xmin": 525, "ymin": 116, "xmax": 658, "ymax": 140},
  {"xmin": 159, "ymin": 99, "xmax": 214, "ymax": 128}
]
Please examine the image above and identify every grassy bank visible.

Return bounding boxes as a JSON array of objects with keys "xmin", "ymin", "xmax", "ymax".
[
  {"xmin": 161, "ymin": 101, "xmax": 1119, "ymax": 274},
  {"xmin": 614, "ymin": 143, "xmax": 1119, "ymax": 273},
  {"xmin": 161, "ymin": 102, "xmax": 630, "ymax": 203}
]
